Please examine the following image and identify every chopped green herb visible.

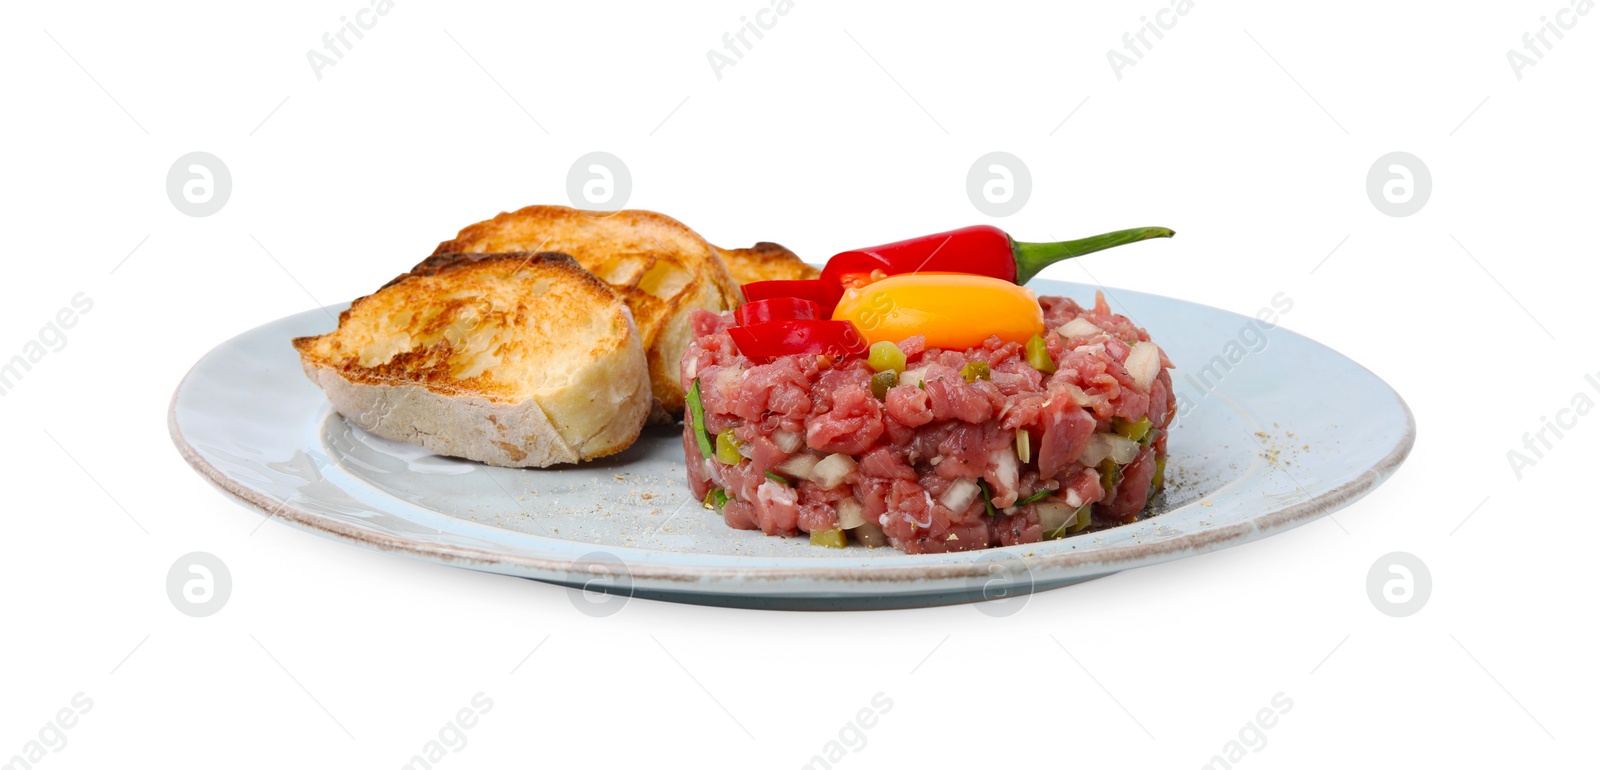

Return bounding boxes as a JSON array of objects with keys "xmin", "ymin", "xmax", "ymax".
[
  {"xmin": 1018, "ymin": 488, "xmax": 1052, "ymax": 505},
  {"xmin": 764, "ymin": 470, "xmax": 790, "ymax": 485},
  {"xmin": 703, "ymin": 488, "xmax": 729, "ymax": 511},
  {"xmin": 687, "ymin": 379, "xmax": 715, "ymax": 460},
  {"xmin": 977, "ymin": 479, "xmax": 998, "ymax": 516}
]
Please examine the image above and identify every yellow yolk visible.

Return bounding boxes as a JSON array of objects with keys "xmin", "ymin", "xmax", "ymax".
[{"xmin": 831, "ymin": 273, "xmax": 1045, "ymax": 350}]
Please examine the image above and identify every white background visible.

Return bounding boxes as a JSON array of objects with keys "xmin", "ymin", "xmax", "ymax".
[{"xmin": 2, "ymin": 0, "xmax": 1595, "ymax": 767}]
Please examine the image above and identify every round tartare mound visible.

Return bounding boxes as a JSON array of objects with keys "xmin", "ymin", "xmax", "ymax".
[{"xmin": 680, "ymin": 292, "xmax": 1175, "ymax": 554}]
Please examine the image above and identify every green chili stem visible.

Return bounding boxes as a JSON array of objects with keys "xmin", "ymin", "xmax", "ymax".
[{"xmin": 1011, "ymin": 227, "xmax": 1175, "ymax": 285}]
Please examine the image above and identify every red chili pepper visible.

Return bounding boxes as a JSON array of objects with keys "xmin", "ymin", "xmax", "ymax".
[
  {"xmin": 735, "ymin": 297, "xmax": 821, "ymax": 326},
  {"xmin": 728, "ymin": 319, "xmax": 867, "ymax": 360},
  {"xmin": 820, "ymin": 224, "xmax": 1175, "ymax": 288},
  {"xmin": 731, "ymin": 224, "xmax": 1172, "ymax": 357}
]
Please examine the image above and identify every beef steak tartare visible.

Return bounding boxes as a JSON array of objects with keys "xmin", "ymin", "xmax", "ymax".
[{"xmin": 680, "ymin": 292, "xmax": 1175, "ymax": 554}]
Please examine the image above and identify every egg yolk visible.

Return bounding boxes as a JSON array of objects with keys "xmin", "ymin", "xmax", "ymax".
[{"xmin": 831, "ymin": 273, "xmax": 1045, "ymax": 350}]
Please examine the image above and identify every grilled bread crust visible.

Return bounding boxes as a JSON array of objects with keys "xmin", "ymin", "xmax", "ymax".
[
  {"xmin": 433, "ymin": 206, "xmax": 744, "ymax": 416},
  {"xmin": 717, "ymin": 241, "xmax": 819, "ymax": 284},
  {"xmin": 292, "ymin": 252, "xmax": 649, "ymax": 467}
]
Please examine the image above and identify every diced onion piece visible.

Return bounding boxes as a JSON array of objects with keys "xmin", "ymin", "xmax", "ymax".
[
  {"xmin": 1125, "ymin": 341, "xmax": 1161, "ymax": 391},
  {"xmin": 777, "ymin": 453, "xmax": 820, "ymax": 481},
  {"xmin": 812, "ymin": 453, "xmax": 857, "ymax": 490},
  {"xmin": 853, "ymin": 520, "xmax": 890, "ymax": 548},
  {"xmin": 990, "ymin": 448, "xmax": 1019, "ymax": 498},
  {"xmin": 940, "ymin": 478, "xmax": 980, "ymax": 512},
  {"xmin": 1037, "ymin": 502, "xmax": 1076, "ymax": 539},
  {"xmin": 772, "ymin": 429, "xmax": 803, "ymax": 453},
  {"xmin": 836, "ymin": 497, "xmax": 866, "ymax": 529},
  {"xmin": 1104, "ymin": 433, "xmax": 1141, "ymax": 464},
  {"xmin": 901, "ymin": 366, "xmax": 930, "ymax": 388},
  {"xmin": 1015, "ymin": 428, "xmax": 1031, "ymax": 464},
  {"xmin": 1079, "ymin": 432, "xmax": 1141, "ymax": 467},
  {"xmin": 1058, "ymin": 318, "xmax": 1103, "ymax": 339},
  {"xmin": 1078, "ymin": 434, "xmax": 1110, "ymax": 467},
  {"xmin": 1061, "ymin": 383, "xmax": 1093, "ymax": 407},
  {"xmin": 713, "ymin": 365, "xmax": 742, "ymax": 395}
]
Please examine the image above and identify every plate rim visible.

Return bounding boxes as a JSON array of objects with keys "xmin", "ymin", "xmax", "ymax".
[{"xmin": 168, "ymin": 287, "xmax": 1416, "ymax": 592}]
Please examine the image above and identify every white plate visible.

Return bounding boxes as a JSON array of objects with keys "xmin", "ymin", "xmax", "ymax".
[{"xmin": 169, "ymin": 280, "xmax": 1414, "ymax": 610}]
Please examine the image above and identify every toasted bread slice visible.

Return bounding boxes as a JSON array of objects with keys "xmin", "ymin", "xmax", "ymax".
[
  {"xmin": 717, "ymin": 241, "xmax": 819, "ymax": 284},
  {"xmin": 433, "ymin": 206, "xmax": 742, "ymax": 416},
  {"xmin": 292, "ymin": 252, "xmax": 649, "ymax": 467}
]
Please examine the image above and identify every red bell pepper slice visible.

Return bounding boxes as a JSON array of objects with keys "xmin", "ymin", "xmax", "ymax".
[
  {"xmin": 741, "ymin": 279, "xmax": 842, "ymax": 312},
  {"xmin": 734, "ymin": 297, "xmax": 821, "ymax": 327},
  {"xmin": 728, "ymin": 319, "xmax": 868, "ymax": 360}
]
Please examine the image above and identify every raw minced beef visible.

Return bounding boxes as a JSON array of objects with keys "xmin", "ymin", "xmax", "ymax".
[{"xmin": 681, "ymin": 292, "xmax": 1175, "ymax": 554}]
